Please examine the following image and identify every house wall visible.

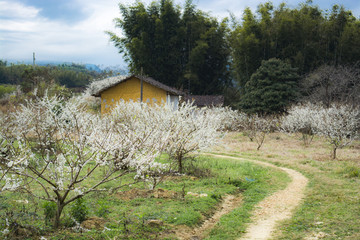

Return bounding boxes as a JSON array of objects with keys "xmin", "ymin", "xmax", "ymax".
[
  {"xmin": 167, "ymin": 95, "xmax": 179, "ymax": 111},
  {"xmin": 100, "ymin": 76, "xmax": 167, "ymax": 114}
]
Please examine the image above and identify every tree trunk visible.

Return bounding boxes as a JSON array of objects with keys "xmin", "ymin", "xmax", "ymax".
[
  {"xmin": 333, "ymin": 147, "xmax": 337, "ymax": 159},
  {"xmin": 54, "ymin": 200, "xmax": 64, "ymax": 229},
  {"xmin": 178, "ymin": 155, "xmax": 183, "ymax": 174}
]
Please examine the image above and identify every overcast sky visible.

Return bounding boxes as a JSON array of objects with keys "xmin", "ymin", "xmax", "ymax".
[{"xmin": 1, "ymin": 0, "xmax": 359, "ymax": 67}]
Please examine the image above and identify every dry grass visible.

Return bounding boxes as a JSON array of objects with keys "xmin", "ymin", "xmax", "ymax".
[{"xmin": 214, "ymin": 132, "xmax": 359, "ymax": 165}]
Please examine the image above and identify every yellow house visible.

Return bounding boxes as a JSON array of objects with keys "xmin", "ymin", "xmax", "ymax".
[{"xmin": 90, "ymin": 75, "xmax": 183, "ymax": 114}]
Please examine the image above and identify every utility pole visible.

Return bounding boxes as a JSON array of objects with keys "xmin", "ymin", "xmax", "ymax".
[
  {"xmin": 33, "ymin": 52, "xmax": 36, "ymax": 69},
  {"xmin": 140, "ymin": 67, "xmax": 143, "ymax": 102}
]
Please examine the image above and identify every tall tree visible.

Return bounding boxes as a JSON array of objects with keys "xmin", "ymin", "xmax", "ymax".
[
  {"xmin": 301, "ymin": 64, "xmax": 360, "ymax": 107},
  {"xmin": 230, "ymin": 7, "xmax": 262, "ymax": 89},
  {"xmin": 107, "ymin": 0, "xmax": 230, "ymax": 95},
  {"xmin": 230, "ymin": 1, "xmax": 360, "ymax": 94}
]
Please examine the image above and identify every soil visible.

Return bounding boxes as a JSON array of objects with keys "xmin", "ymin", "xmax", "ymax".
[
  {"xmin": 116, "ymin": 188, "xmax": 179, "ymax": 200},
  {"xmin": 81, "ymin": 216, "xmax": 106, "ymax": 230}
]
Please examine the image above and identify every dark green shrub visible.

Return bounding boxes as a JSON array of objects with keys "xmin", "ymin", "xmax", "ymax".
[
  {"xmin": 42, "ymin": 201, "xmax": 56, "ymax": 226},
  {"xmin": 70, "ymin": 198, "xmax": 89, "ymax": 223}
]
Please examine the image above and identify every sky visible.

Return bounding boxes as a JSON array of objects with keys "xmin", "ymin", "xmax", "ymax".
[{"xmin": 1, "ymin": 0, "xmax": 360, "ymax": 68}]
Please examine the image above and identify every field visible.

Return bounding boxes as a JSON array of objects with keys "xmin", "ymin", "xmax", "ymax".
[{"xmin": 0, "ymin": 131, "xmax": 359, "ymax": 239}]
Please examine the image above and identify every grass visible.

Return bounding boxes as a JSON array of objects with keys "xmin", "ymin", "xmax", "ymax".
[{"xmin": 212, "ymin": 132, "xmax": 360, "ymax": 240}]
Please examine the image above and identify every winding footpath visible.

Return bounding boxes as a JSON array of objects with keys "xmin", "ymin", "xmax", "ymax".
[{"xmin": 207, "ymin": 154, "xmax": 308, "ymax": 240}]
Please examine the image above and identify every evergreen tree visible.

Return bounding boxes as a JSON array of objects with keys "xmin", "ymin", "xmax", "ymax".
[{"xmin": 240, "ymin": 58, "xmax": 299, "ymax": 114}]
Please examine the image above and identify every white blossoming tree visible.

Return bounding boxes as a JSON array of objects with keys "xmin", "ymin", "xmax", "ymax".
[
  {"xmin": 312, "ymin": 104, "xmax": 360, "ymax": 159},
  {"xmin": 107, "ymin": 100, "xmax": 171, "ymax": 189},
  {"xmin": 241, "ymin": 114, "xmax": 277, "ymax": 150},
  {"xmin": 281, "ymin": 103, "xmax": 360, "ymax": 158},
  {"xmin": 0, "ymin": 95, "xmax": 167, "ymax": 228},
  {"xmin": 281, "ymin": 103, "xmax": 320, "ymax": 146},
  {"xmin": 0, "ymin": 114, "xmax": 30, "ymax": 193},
  {"xmin": 158, "ymin": 102, "xmax": 223, "ymax": 173}
]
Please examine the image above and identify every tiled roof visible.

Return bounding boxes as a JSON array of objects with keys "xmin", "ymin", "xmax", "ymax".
[
  {"xmin": 89, "ymin": 75, "xmax": 184, "ymax": 97},
  {"xmin": 184, "ymin": 95, "xmax": 224, "ymax": 107}
]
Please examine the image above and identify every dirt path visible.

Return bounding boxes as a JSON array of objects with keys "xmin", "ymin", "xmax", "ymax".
[
  {"xmin": 207, "ymin": 154, "xmax": 308, "ymax": 240},
  {"xmin": 176, "ymin": 194, "xmax": 242, "ymax": 240}
]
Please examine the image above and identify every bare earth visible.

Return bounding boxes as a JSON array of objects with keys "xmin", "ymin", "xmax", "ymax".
[{"xmin": 207, "ymin": 154, "xmax": 308, "ymax": 240}]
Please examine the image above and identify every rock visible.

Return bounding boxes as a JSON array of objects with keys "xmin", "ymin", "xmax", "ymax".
[{"xmin": 187, "ymin": 192, "xmax": 208, "ymax": 197}]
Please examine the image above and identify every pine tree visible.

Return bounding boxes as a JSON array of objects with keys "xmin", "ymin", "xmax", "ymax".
[{"xmin": 240, "ymin": 58, "xmax": 299, "ymax": 114}]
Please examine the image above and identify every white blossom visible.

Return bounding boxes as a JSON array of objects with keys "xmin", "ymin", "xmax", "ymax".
[{"xmin": 282, "ymin": 102, "xmax": 360, "ymax": 158}]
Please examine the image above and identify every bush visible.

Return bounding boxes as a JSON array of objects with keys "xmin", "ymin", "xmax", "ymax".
[
  {"xmin": 0, "ymin": 84, "xmax": 16, "ymax": 99},
  {"xmin": 43, "ymin": 202, "xmax": 57, "ymax": 226},
  {"xmin": 70, "ymin": 198, "xmax": 89, "ymax": 223}
]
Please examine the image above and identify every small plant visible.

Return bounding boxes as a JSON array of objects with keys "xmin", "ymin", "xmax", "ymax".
[
  {"xmin": 70, "ymin": 198, "xmax": 89, "ymax": 223},
  {"xmin": 342, "ymin": 166, "xmax": 360, "ymax": 178},
  {"xmin": 95, "ymin": 200, "xmax": 110, "ymax": 218},
  {"xmin": 181, "ymin": 182, "xmax": 186, "ymax": 199},
  {"xmin": 119, "ymin": 211, "xmax": 131, "ymax": 234},
  {"xmin": 210, "ymin": 193, "xmax": 222, "ymax": 200},
  {"xmin": 42, "ymin": 202, "xmax": 57, "ymax": 226}
]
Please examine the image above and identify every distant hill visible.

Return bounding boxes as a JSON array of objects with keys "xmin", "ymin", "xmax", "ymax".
[
  {"xmin": 5, "ymin": 60, "xmax": 128, "ymax": 74},
  {"xmin": 100, "ymin": 65, "xmax": 129, "ymax": 76},
  {"xmin": 84, "ymin": 64, "xmax": 102, "ymax": 72}
]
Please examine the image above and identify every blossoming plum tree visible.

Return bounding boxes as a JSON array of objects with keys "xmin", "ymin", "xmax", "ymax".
[
  {"xmin": 0, "ymin": 114, "xmax": 29, "ymax": 193},
  {"xmin": 159, "ymin": 102, "xmax": 223, "ymax": 173},
  {"xmin": 281, "ymin": 103, "xmax": 360, "ymax": 158},
  {"xmin": 312, "ymin": 104, "xmax": 360, "ymax": 159},
  {"xmin": 281, "ymin": 103, "xmax": 319, "ymax": 146},
  {"xmin": 0, "ymin": 95, "xmax": 168, "ymax": 228}
]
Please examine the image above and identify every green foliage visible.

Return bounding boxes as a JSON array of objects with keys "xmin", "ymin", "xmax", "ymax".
[
  {"xmin": 70, "ymin": 198, "xmax": 89, "ymax": 223},
  {"xmin": 108, "ymin": 0, "xmax": 231, "ymax": 95},
  {"xmin": 240, "ymin": 58, "xmax": 299, "ymax": 114},
  {"xmin": 42, "ymin": 201, "xmax": 57, "ymax": 226},
  {"xmin": 0, "ymin": 84, "xmax": 16, "ymax": 98}
]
